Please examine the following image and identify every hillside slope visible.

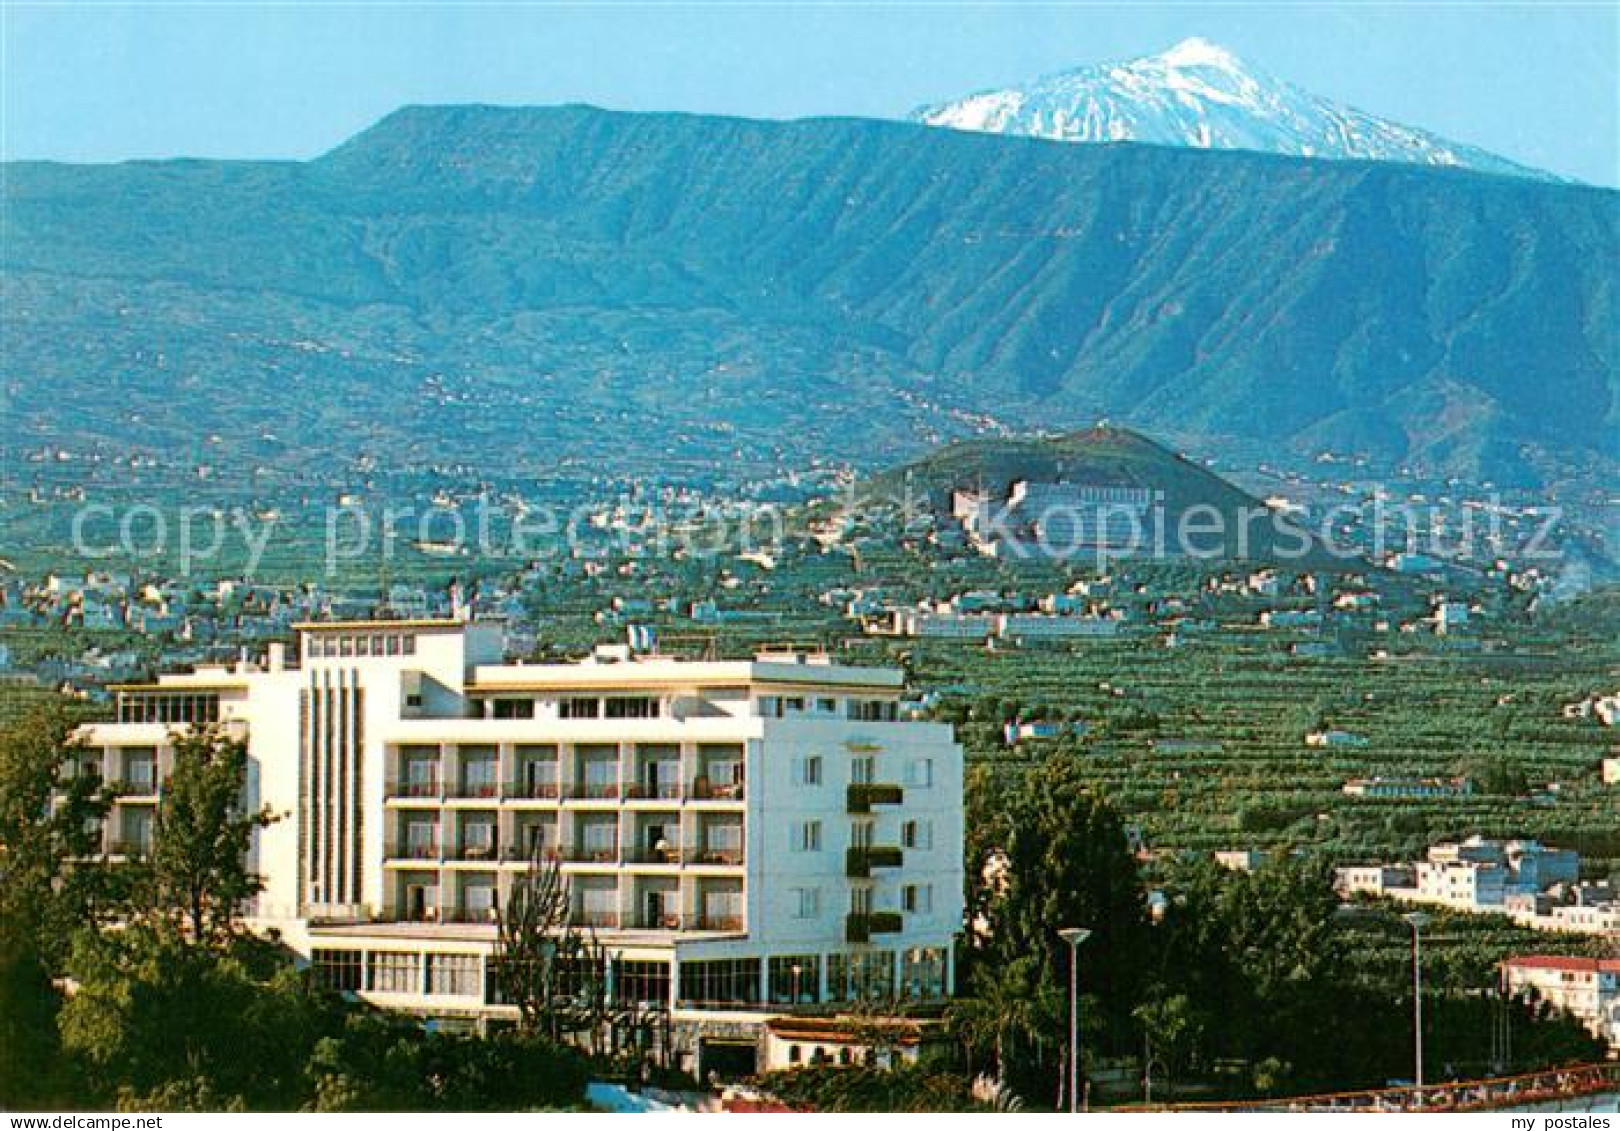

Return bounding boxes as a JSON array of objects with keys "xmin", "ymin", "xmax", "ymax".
[
  {"xmin": 3, "ymin": 105, "xmax": 1615, "ymax": 488},
  {"xmin": 859, "ymin": 425, "xmax": 1326, "ymax": 562}
]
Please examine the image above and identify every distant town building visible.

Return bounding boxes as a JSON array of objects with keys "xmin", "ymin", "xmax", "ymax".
[
  {"xmin": 1003, "ymin": 720, "xmax": 1090, "ymax": 746},
  {"xmin": 1214, "ymin": 849, "xmax": 1268, "ymax": 873},
  {"xmin": 951, "ymin": 481, "xmax": 1154, "ymax": 558},
  {"xmin": 1414, "ymin": 838, "xmax": 1580, "ymax": 909},
  {"xmin": 1502, "ymin": 956, "xmax": 1620, "ymax": 1048},
  {"xmin": 1307, "ymin": 729, "xmax": 1369, "ymax": 748},
  {"xmin": 1341, "ymin": 776, "xmax": 1471, "ymax": 800},
  {"xmin": 1334, "ymin": 864, "xmax": 1416, "ymax": 897}
]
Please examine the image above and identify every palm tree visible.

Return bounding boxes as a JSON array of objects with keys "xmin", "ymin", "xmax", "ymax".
[{"xmin": 947, "ymin": 954, "xmax": 1057, "ymax": 1085}]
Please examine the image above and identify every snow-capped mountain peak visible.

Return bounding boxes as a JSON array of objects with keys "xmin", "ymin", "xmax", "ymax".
[
  {"xmin": 911, "ymin": 38, "xmax": 1557, "ymax": 181},
  {"xmin": 1154, "ymin": 35, "xmax": 1246, "ymax": 72}
]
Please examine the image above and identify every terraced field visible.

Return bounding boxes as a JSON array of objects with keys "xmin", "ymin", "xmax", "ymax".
[{"xmin": 908, "ymin": 628, "xmax": 1619, "ymax": 868}]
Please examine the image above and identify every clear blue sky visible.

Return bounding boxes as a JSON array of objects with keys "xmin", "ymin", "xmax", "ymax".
[{"xmin": 3, "ymin": 2, "xmax": 1616, "ymax": 185}]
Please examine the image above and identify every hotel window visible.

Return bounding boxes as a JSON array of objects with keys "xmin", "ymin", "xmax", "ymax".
[
  {"xmin": 312, "ymin": 950, "xmax": 363, "ymax": 993},
  {"xmin": 678, "ymin": 958, "xmax": 761, "ymax": 1007},
  {"xmin": 427, "ymin": 953, "xmax": 481, "ymax": 997},
  {"xmin": 701, "ymin": 888, "xmax": 743, "ymax": 929},
  {"xmin": 614, "ymin": 960, "xmax": 672, "ymax": 1008},
  {"xmin": 826, "ymin": 954, "xmax": 851, "ymax": 1002},
  {"xmin": 120, "ymin": 747, "xmax": 158, "ymax": 790},
  {"xmin": 903, "ymin": 884, "xmax": 933, "ymax": 915},
  {"xmin": 769, "ymin": 955, "xmax": 821, "ymax": 1004},
  {"xmin": 851, "ymin": 820, "xmax": 873, "ymax": 850},
  {"xmin": 580, "ymin": 747, "xmax": 619, "ymax": 796},
  {"xmin": 401, "ymin": 748, "xmax": 439, "ymax": 793},
  {"xmin": 850, "ymin": 755, "xmax": 874, "ymax": 786},
  {"xmin": 815, "ymin": 697, "xmax": 838, "ymax": 715},
  {"xmin": 850, "ymin": 951, "xmax": 894, "ymax": 1000},
  {"xmin": 848, "ymin": 700, "xmax": 898, "ymax": 722},
  {"xmin": 560, "ymin": 697, "xmax": 601, "ymax": 719},
  {"xmin": 797, "ymin": 755, "xmax": 823, "ymax": 786},
  {"xmin": 579, "ymin": 820, "xmax": 618, "ymax": 859},
  {"xmin": 577, "ymin": 885, "xmax": 619, "ymax": 925},
  {"xmin": 460, "ymin": 821, "xmax": 495, "ymax": 859},
  {"xmin": 367, "ymin": 951, "xmax": 421, "ymax": 995},
  {"xmin": 460, "ymin": 750, "xmax": 499, "ymax": 796},
  {"xmin": 902, "ymin": 819, "xmax": 932, "ymax": 850},
  {"xmin": 605, "ymin": 696, "xmax": 660, "ymax": 719},
  {"xmin": 791, "ymin": 887, "xmax": 820, "ymax": 919},
  {"xmin": 793, "ymin": 820, "xmax": 822, "ymax": 852},
  {"xmin": 901, "ymin": 947, "xmax": 947, "ymax": 1000},
  {"xmin": 493, "ymin": 697, "xmax": 535, "ymax": 719},
  {"xmin": 850, "ymin": 885, "xmax": 872, "ymax": 916},
  {"xmin": 907, "ymin": 758, "xmax": 934, "ymax": 788},
  {"xmin": 405, "ymin": 819, "xmax": 438, "ymax": 858},
  {"xmin": 705, "ymin": 820, "xmax": 743, "ymax": 855}
]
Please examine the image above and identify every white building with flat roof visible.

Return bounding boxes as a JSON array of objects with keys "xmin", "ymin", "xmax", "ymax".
[
  {"xmin": 1503, "ymin": 956, "xmax": 1620, "ymax": 1049},
  {"xmin": 76, "ymin": 620, "xmax": 964, "ymax": 1071}
]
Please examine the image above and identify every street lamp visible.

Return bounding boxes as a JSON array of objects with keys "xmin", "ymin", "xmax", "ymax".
[
  {"xmin": 1403, "ymin": 912, "xmax": 1432, "ymax": 1108},
  {"xmin": 1058, "ymin": 927, "xmax": 1092, "ymax": 1114}
]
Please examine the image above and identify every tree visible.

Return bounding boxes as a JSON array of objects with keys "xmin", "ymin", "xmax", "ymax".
[
  {"xmin": 139, "ymin": 726, "xmax": 276, "ymax": 944},
  {"xmin": 494, "ymin": 846, "xmax": 572, "ymax": 1036},
  {"xmin": 305, "ymin": 1011, "xmax": 589, "ymax": 1112},
  {"xmin": 947, "ymin": 952, "xmax": 1061, "ymax": 1088},
  {"xmin": 59, "ymin": 926, "xmax": 342, "ymax": 1110},
  {"xmin": 0, "ymin": 704, "xmax": 112, "ymax": 959},
  {"xmin": 0, "ymin": 704, "xmax": 112, "ymax": 1108},
  {"xmin": 1133, "ymin": 991, "xmax": 1202, "ymax": 1101},
  {"xmin": 967, "ymin": 753, "xmax": 1149, "ymax": 1051},
  {"xmin": 493, "ymin": 843, "xmax": 614, "ymax": 1051}
]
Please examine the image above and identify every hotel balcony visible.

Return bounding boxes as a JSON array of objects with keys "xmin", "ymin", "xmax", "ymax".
[
  {"xmin": 622, "ymin": 780, "xmax": 683, "ymax": 801},
  {"xmin": 568, "ymin": 909, "xmax": 621, "ymax": 930},
  {"xmin": 689, "ymin": 778, "xmax": 745, "ymax": 802},
  {"xmin": 386, "ymin": 776, "xmax": 748, "ymax": 804},
  {"xmin": 846, "ymin": 782, "xmax": 903, "ymax": 813},
  {"xmin": 500, "ymin": 843, "xmax": 562, "ymax": 863},
  {"xmin": 617, "ymin": 845, "xmax": 745, "ymax": 866},
  {"xmin": 696, "ymin": 912, "xmax": 744, "ymax": 932},
  {"xmin": 686, "ymin": 845, "xmax": 745, "ymax": 867},
  {"xmin": 504, "ymin": 779, "xmax": 561, "ymax": 800},
  {"xmin": 108, "ymin": 776, "xmax": 163, "ymax": 797},
  {"xmin": 845, "ymin": 845, "xmax": 903, "ymax": 878},
  {"xmin": 444, "ymin": 841, "xmax": 500, "ymax": 862},
  {"xmin": 439, "ymin": 906, "xmax": 502, "ymax": 924},
  {"xmin": 561, "ymin": 844, "xmax": 621, "ymax": 865},
  {"xmin": 623, "ymin": 845, "xmax": 684, "ymax": 865},
  {"xmin": 386, "ymin": 779, "xmax": 443, "ymax": 800},
  {"xmin": 845, "ymin": 911, "xmax": 903, "ymax": 943},
  {"xmin": 385, "ymin": 841, "xmax": 442, "ymax": 862}
]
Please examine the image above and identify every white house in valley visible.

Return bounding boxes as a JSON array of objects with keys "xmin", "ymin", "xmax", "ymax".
[{"xmin": 74, "ymin": 619, "xmax": 964, "ymax": 1075}]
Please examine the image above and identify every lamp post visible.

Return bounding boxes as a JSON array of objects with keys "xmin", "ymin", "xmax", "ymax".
[
  {"xmin": 1058, "ymin": 927, "xmax": 1092, "ymax": 1114},
  {"xmin": 1403, "ymin": 912, "xmax": 1432, "ymax": 1108}
]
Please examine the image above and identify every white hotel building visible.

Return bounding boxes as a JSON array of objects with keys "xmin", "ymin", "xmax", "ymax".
[{"xmin": 76, "ymin": 619, "xmax": 964, "ymax": 1070}]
